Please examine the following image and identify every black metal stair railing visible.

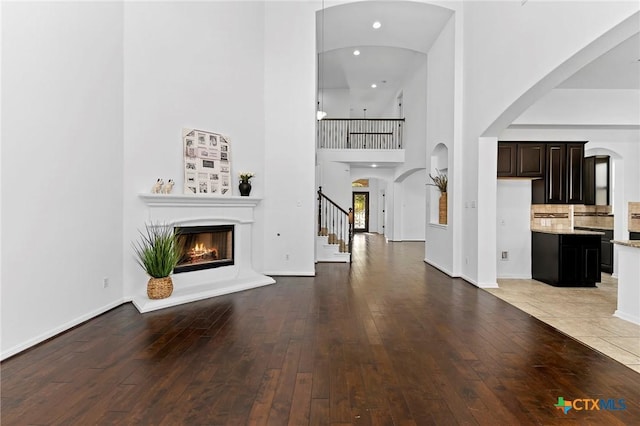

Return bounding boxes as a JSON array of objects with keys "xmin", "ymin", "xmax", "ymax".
[{"xmin": 317, "ymin": 187, "xmax": 353, "ymax": 263}]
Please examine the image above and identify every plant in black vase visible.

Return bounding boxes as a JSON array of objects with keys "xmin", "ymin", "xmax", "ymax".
[{"xmin": 238, "ymin": 172, "xmax": 254, "ymax": 196}]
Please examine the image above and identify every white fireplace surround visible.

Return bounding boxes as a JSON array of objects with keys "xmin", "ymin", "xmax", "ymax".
[{"xmin": 133, "ymin": 194, "xmax": 275, "ymax": 313}]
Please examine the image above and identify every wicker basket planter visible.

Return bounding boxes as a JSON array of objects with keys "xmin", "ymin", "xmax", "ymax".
[
  {"xmin": 439, "ymin": 192, "xmax": 448, "ymax": 225},
  {"xmin": 147, "ymin": 276, "xmax": 174, "ymax": 300}
]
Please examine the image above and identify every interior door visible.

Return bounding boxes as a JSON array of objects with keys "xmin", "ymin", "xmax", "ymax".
[{"xmin": 352, "ymin": 192, "xmax": 369, "ymax": 233}]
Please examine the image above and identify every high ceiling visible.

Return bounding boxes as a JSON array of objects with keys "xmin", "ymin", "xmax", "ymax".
[
  {"xmin": 316, "ymin": 2, "xmax": 639, "ymax": 119},
  {"xmin": 316, "ymin": 1, "xmax": 453, "ymax": 117}
]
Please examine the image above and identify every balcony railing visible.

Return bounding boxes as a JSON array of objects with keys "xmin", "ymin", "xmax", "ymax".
[{"xmin": 317, "ymin": 118, "xmax": 404, "ymax": 150}]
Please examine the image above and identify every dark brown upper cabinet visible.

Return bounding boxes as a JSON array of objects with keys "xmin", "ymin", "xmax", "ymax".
[
  {"xmin": 566, "ymin": 143, "xmax": 584, "ymax": 204},
  {"xmin": 531, "ymin": 142, "xmax": 585, "ymax": 204},
  {"xmin": 583, "ymin": 156, "xmax": 596, "ymax": 205},
  {"xmin": 583, "ymin": 155, "xmax": 610, "ymax": 206},
  {"xmin": 497, "ymin": 142, "xmax": 545, "ymax": 178},
  {"xmin": 545, "ymin": 144, "xmax": 566, "ymax": 203}
]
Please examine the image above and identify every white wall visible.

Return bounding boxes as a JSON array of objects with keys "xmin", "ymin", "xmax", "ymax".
[
  {"xmin": 322, "ymin": 88, "xmax": 351, "ymax": 118},
  {"xmin": 394, "ymin": 56, "xmax": 427, "ymax": 178},
  {"xmin": 262, "ymin": 1, "xmax": 317, "ymax": 275},
  {"xmin": 425, "ymin": 14, "xmax": 455, "ymax": 275},
  {"xmin": 462, "ymin": 1, "xmax": 639, "ymax": 287},
  {"xmin": 122, "ymin": 1, "xmax": 271, "ymax": 295},
  {"xmin": 496, "ymin": 180, "xmax": 532, "ymax": 279},
  {"xmin": 401, "ymin": 170, "xmax": 426, "ymax": 240},
  {"xmin": 1, "ymin": 2, "xmax": 124, "ymax": 358},
  {"xmin": 318, "ymin": 158, "xmax": 352, "ymax": 209},
  {"xmin": 513, "ymin": 89, "xmax": 640, "ymax": 126}
]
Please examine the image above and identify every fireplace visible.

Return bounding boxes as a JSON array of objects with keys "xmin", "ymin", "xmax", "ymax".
[
  {"xmin": 174, "ymin": 225, "xmax": 234, "ymax": 273},
  {"xmin": 136, "ymin": 194, "xmax": 274, "ymax": 313}
]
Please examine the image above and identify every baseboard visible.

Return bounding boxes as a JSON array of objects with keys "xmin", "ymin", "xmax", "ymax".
[
  {"xmin": 1, "ymin": 298, "xmax": 128, "ymax": 361},
  {"xmin": 453, "ymin": 272, "xmax": 499, "ymax": 289},
  {"xmin": 614, "ymin": 310, "xmax": 640, "ymax": 326},
  {"xmin": 497, "ymin": 274, "xmax": 532, "ymax": 279},
  {"xmin": 459, "ymin": 273, "xmax": 478, "ymax": 286},
  {"xmin": 476, "ymin": 281, "xmax": 500, "ymax": 289},
  {"xmin": 423, "ymin": 259, "xmax": 453, "ymax": 277}
]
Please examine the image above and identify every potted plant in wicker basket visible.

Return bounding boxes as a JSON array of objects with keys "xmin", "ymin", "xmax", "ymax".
[
  {"xmin": 132, "ymin": 223, "xmax": 181, "ymax": 300},
  {"xmin": 429, "ymin": 170, "xmax": 448, "ymax": 225}
]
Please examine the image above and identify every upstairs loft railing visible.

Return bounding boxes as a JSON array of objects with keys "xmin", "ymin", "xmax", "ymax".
[
  {"xmin": 317, "ymin": 118, "xmax": 405, "ymax": 150},
  {"xmin": 317, "ymin": 187, "xmax": 354, "ymax": 263}
]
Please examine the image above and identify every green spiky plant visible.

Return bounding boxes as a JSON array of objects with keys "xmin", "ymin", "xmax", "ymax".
[
  {"xmin": 132, "ymin": 223, "xmax": 181, "ymax": 278},
  {"xmin": 428, "ymin": 169, "xmax": 448, "ymax": 193}
]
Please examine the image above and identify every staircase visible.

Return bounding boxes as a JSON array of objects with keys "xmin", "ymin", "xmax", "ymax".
[{"xmin": 316, "ymin": 187, "xmax": 353, "ymax": 263}]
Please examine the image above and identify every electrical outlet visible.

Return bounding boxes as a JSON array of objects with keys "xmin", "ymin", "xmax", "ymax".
[
  {"xmin": 501, "ymin": 251, "xmax": 509, "ymax": 261},
  {"xmin": 103, "ymin": 277, "xmax": 109, "ymax": 288}
]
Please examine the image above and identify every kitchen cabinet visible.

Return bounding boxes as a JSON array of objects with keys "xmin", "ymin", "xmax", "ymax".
[
  {"xmin": 566, "ymin": 143, "xmax": 584, "ymax": 204},
  {"xmin": 575, "ymin": 227, "xmax": 613, "ymax": 274},
  {"xmin": 532, "ymin": 230, "xmax": 601, "ymax": 287},
  {"xmin": 497, "ymin": 142, "xmax": 545, "ymax": 178},
  {"xmin": 531, "ymin": 142, "xmax": 585, "ymax": 204},
  {"xmin": 497, "ymin": 143, "xmax": 516, "ymax": 176},
  {"xmin": 583, "ymin": 156, "xmax": 595, "ymax": 205},
  {"xmin": 583, "ymin": 156, "xmax": 610, "ymax": 206}
]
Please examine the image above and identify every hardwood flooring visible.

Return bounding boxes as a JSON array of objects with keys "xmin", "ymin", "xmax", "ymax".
[{"xmin": 2, "ymin": 233, "xmax": 639, "ymax": 425}]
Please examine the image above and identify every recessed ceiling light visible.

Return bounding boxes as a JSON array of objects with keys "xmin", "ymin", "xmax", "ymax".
[
  {"xmin": 371, "ymin": 84, "xmax": 377, "ymax": 88},
  {"xmin": 372, "ymin": 21, "xmax": 382, "ymax": 29},
  {"xmin": 353, "ymin": 50, "xmax": 360, "ymax": 56},
  {"xmin": 371, "ymin": 164, "xmax": 378, "ymax": 168}
]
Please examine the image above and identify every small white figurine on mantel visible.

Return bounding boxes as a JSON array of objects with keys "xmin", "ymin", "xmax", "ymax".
[
  {"xmin": 161, "ymin": 179, "xmax": 175, "ymax": 194},
  {"xmin": 151, "ymin": 178, "xmax": 164, "ymax": 194}
]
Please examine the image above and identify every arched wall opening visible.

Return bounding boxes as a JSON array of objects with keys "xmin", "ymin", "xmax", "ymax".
[
  {"xmin": 478, "ymin": 13, "xmax": 639, "ymax": 286},
  {"xmin": 429, "ymin": 143, "xmax": 448, "ymax": 225}
]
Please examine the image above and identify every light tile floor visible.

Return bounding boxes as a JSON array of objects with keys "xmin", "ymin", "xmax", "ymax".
[{"xmin": 486, "ymin": 274, "xmax": 640, "ymax": 374}]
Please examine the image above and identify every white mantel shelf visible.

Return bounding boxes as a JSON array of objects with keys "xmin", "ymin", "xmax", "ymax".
[{"xmin": 139, "ymin": 193, "xmax": 262, "ymax": 207}]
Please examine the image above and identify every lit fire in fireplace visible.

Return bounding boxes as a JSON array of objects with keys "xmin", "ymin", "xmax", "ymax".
[
  {"xmin": 174, "ymin": 225, "xmax": 234, "ymax": 273},
  {"xmin": 187, "ymin": 243, "xmax": 218, "ymax": 262}
]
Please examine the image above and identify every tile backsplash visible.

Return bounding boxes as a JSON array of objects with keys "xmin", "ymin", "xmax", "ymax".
[
  {"xmin": 531, "ymin": 205, "xmax": 573, "ymax": 230},
  {"xmin": 573, "ymin": 205, "xmax": 614, "ymax": 229},
  {"xmin": 531, "ymin": 204, "xmax": 615, "ymax": 230},
  {"xmin": 629, "ymin": 202, "xmax": 640, "ymax": 232}
]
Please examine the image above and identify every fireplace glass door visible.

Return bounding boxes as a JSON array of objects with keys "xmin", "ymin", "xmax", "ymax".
[{"xmin": 174, "ymin": 225, "xmax": 234, "ymax": 273}]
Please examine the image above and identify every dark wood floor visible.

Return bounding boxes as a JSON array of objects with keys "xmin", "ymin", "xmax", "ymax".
[{"xmin": 2, "ymin": 234, "xmax": 639, "ymax": 425}]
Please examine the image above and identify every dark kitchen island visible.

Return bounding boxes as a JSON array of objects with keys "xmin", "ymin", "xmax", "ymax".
[{"xmin": 531, "ymin": 229, "xmax": 603, "ymax": 287}]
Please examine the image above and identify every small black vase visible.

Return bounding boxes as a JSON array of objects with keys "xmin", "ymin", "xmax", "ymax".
[{"xmin": 239, "ymin": 181, "xmax": 252, "ymax": 196}]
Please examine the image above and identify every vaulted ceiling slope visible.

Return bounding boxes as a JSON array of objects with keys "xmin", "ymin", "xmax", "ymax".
[{"xmin": 559, "ymin": 32, "xmax": 640, "ymax": 90}]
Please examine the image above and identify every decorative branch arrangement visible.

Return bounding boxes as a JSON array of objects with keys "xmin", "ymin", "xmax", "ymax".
[{"xmin": 429, "ymin": 169, "xmax": 448, "ymax": 193}]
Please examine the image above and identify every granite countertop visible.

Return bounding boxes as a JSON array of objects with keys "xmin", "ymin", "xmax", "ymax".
[
  {"xmin": 574, "ymin": 225, "xmax": 614, "ymax": 231},
  {"xmin": 612, "ymin": 240, "xmax": 640, "ymax": 249},
  {"xmin": 531, "ymin": 228, "xmax": 605, "ymax": 236}
]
